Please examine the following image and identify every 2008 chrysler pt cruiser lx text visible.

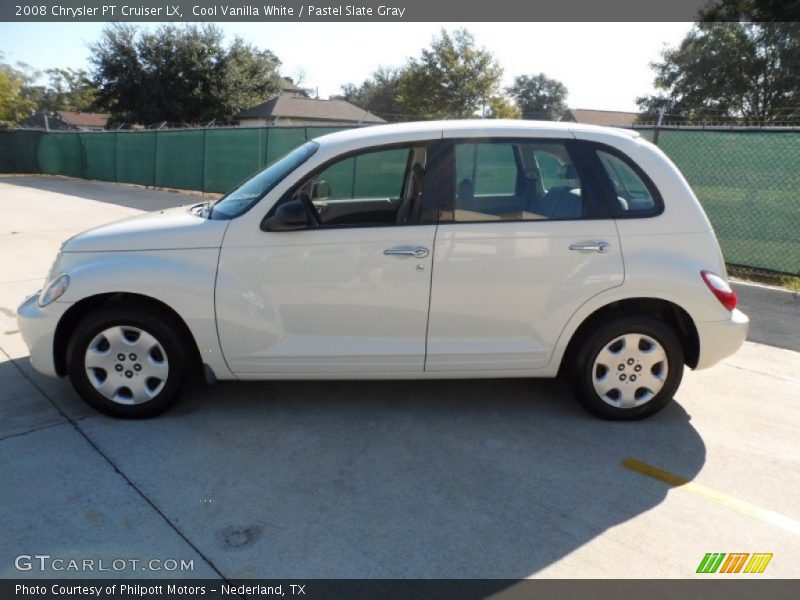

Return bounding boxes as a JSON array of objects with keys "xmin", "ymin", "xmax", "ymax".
[{"xmin": 17, "ymin": 120, "xmax": 748, "ymax": 420}]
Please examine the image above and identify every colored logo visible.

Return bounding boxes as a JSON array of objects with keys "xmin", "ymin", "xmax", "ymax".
[{"xmin": 696, "ymin": 553, "xmax": 773, "ymax": 574}]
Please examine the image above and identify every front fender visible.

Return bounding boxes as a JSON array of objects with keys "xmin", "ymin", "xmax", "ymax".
[{"xmin": 55, "ymin": 249, "xmax": 233, "ymax": 380}]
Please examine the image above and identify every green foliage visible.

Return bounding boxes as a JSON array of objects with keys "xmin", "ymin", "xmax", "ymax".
[
  {"xmin": 0, "ymin": 69, "xmax": 32, "ymax": 126},
  {"xmin": 0, "ymin": 53, "xmax": 98, "ymax": 122},
  {"xmin": 396, "ymin": 29, "xmax": 503, "ymax": 119},
  {"xmin": 336, "ymin": 67, "xmax": 404, "ymax": 121},
  {"xmin": 89, "ymin": 24, "xmax": 283, "ymax": 125},
  {"xmin": 506, "ymin": 74, "xmax": 568, "ymax": 120},
  {"xmin": 485, "ymin": 96, "xmax": 521, "ymax": 119},
  {"xmin": 37, "ymin": 68, "xmax": 97, "ymax": 112},
  {"xmin": 699, "ymin": 0, "xmax": 800, "ymax": 21},
  {"xmin": 341, "ymin": 29, "xmax": 524, "ymax": 121},
  {"xmin": 637, "ymin": 16, "xmax": 800, "ymax": 123},
  {"xmin": 0, "ymin": 56, "xmax": 36, "ymax": 126}
]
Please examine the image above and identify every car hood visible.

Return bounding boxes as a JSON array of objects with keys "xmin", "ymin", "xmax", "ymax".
[{"xmin": 62, "ymin": 205, "xmax": 230, "ymax": 252}]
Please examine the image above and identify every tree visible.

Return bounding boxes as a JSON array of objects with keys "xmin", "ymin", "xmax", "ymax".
[
  {"xmin": 396, "ymin": 29, "xmax": 503, "ymax": 119},
  {"xmin": 485, "ymin": 96, "xmax": 521, "ymax": 119},
  {"xmin": 0, "ymin": 56, "xmax": 36, "ymax": 125},
  {"xmin": 0, "ymin": 69, "xmax": 27, "ymax": 125},
  {"xmin": 636, "ymin": 2, "xmax": 800, "ymax": 123},
  {"xmin": 337, "ymin": 67, "xmax": 405, "ymax": 120},
  {"xmin": 89, "ymin": 24, "xmax": 283, "ymax": 125},
  {"xmin": 36, "ymin": 68, "xmax": 97, "ymax": 112},
  {"xmin": 699, "ymin": 0, "xmax": 800, "ymax": 21},
  {"xmin": 338, "ymin": 29, "xmax": 506, "ymax": 121},
  {"xmin": 506, "ymin": 74, "xmax": 568, "ymax": 120}
]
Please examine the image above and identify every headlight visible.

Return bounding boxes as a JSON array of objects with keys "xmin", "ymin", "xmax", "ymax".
[{"xmin": 37, "ymin": 274, "xmax": 70, "ymax": 307}]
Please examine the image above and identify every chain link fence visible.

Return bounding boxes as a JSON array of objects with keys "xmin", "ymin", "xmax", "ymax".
[
  {"xmin": 635, "ymin": 127, "xmax": 800, "ymax": 277},
  {"xmin": 0, "ymin": 126, "xmax": 353, "ymax": 194},
  {"xmin": 0, "ymin": 125, "xmax": 798, "ymax": 277}
]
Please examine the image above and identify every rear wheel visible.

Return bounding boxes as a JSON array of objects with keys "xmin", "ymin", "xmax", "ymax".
[
  {"xmin": 66, "ymin": 304, "xmax": 189, "ymax": 418},
  {"xmin": 571, "ymin": 316, "xmax": 684, "ymax": 420}
]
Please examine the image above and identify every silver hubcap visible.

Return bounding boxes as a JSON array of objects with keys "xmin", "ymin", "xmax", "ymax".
[
  {"xmin": 592, "ymin": 333, "xmax": 668, "ymax": 409},
  {"xmin": 84, "ymin": 326, "xmax": 169, "ymax": 405}
]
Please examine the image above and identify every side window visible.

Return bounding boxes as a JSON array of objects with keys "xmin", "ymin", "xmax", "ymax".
[
  {"xmin": 453, "ymin": 140, "xmax": 589, "ymax": 221},
  {"xmin": 596, "ymin": 150, "xmax": 659, "ymax": 215},
  {"xmin": 296, "ymin": 145, "xmax": 428, "ymax": 227},
  {"xmin": 533, "ymin": 150, "xmax": 565, "ymax": 191},
  {"xmin": 456, "ymin": 143, "xmax": 517, "ymax": 197}
]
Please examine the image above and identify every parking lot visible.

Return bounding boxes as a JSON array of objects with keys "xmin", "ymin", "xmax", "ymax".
[{"xmin": 1, "ymin": 176, "xmax": 799, "ymax": 581}]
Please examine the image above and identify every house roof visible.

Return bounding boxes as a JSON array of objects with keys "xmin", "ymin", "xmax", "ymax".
[
  {"xmin": 567, "ymin": 108, "xmax": 640, "ymax": 128},
  {"xmin": 56, "ymin": 111, "xmax": 110, "ymax": 128},
  {"xmin": 236, "ymin": 96, "xmax": 385, "ymax": 124},
  {"xmin": 279, "ymin": 77, "xmax": 306, "ymax": 95}
]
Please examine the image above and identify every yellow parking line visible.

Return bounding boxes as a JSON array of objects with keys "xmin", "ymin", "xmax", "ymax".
[{"xmin": 621, "ymin": 458, "xmax": 800, "ymax": 535}]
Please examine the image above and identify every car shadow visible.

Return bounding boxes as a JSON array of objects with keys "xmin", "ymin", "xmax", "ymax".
[
  {"xmin": 0, "ymin": 177, "xmax": 201, "ymax": 212},
  {"xmin": 76, "ymin": 375, "xmax": 706, "ymax": 582}
]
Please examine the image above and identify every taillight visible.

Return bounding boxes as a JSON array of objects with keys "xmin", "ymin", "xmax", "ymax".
[{"xmin": 701, "ymin": 270, "xmax": 737, "ymax": 311}]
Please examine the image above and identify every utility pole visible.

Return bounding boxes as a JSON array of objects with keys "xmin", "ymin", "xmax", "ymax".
[{"xmin": 653, "ymin": 105, "xmax": 666, "ymax": 146}]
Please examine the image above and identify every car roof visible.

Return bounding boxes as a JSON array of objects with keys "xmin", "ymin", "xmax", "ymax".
[{"xmin": 311, "ymin": 119, "xmax": 640, "ymax": 152}]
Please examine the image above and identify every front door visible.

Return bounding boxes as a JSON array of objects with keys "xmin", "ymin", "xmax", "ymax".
[
  {"xmin": 216, "ymin": 142, "xmax": 437, "ymax": 374},
  {"xmin": 426, "ymin": 138, "xmax": 625, "ymax": 371}
]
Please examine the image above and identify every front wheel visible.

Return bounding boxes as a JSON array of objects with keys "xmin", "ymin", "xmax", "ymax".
[
  {"xmin": 66, "ymin": 304, "xmax": 189, "ymax": 418},
  {"xmin": 571, "ymin": 316, "xmax": 684, "ymax": 420}
]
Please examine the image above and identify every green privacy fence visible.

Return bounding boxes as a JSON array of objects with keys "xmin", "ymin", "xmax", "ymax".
[
  {"xmin": 0, "ymin": 126, "xmax": 798, "ymax": 275},
  {"xmin": 0, "ymin": 126, "xmax": 352, "ymax": 194},
  {"xmin": 637, "ymin": 128, "xmax": 800, "ymax": 276},
  {"xmin": 0, "ymin": 130, "xmax": 44, "ymax": 173}
]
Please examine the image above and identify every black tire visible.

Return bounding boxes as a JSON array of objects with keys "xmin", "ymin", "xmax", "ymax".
[
  {"xmin": 571, "ymin": 315, "xmax": 684, "ymax": 420},
  {"xmin": 66, "ymin": 303, "xmax": 190, "ymax": 418}
]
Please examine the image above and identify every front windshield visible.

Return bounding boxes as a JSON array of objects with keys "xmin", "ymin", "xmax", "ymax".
[{"xmin": 210, "ymin": 141, "xmax": 319, "ymax": 220}]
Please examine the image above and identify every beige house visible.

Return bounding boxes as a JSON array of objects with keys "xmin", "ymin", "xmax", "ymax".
[
  {"xmin": 235, "ymin": 77, "xmax": 384, "ymax": 127},
  {"xmin": 565, "ymin": 108, "xmax": 641, "ymax": 128},
  {"xmin": 23, "ymin": 110, "xmax": 110, "ymax": 131}
]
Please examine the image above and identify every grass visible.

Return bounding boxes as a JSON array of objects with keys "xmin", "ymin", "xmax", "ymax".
[
  {"xmin": 780, "ymin": 276, "xmax": 800, "ymax": 292},
  {"xmin": 727, "ymin": 264, "xmax": 800, "ymax": 292}
]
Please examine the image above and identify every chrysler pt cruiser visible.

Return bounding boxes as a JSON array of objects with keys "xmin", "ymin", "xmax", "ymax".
[{"xmin": 17, "ymin": 121, "xmax": 748, "ymax": 419}]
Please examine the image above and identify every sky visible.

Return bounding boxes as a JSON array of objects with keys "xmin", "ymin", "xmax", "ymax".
[{"xmin": 0, "ymin": 22, "xmax": 693, "ymax": 112}]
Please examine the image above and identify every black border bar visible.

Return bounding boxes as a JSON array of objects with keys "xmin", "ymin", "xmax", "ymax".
[
  {"xmin": 5, "ymin": 1, "xmax": 715, "ymax": 23},
  {"xmin": 3, "ymin": 579, "xmax": 799, "ymax": 600}
]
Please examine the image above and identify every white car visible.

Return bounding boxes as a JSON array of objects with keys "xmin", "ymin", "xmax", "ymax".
[{"xmin": 17, "ymin": 120, "xmax": 748, "ymax": 419}]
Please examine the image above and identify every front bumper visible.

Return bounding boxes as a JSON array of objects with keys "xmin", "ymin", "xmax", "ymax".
[
  {"xmin": 694, "ymin": 308, "xmax": 749, "ymax": 370},
  {"xmin": 16, "ymin": 293, "xmax": 69, "ymax": 378}
]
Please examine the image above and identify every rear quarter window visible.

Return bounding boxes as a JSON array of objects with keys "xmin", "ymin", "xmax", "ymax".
[{"xmin": 593, "ymin": 146, "xmax": 663, "ymax": 218}]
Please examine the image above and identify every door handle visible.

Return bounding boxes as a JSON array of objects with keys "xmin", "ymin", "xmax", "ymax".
[
  {"xmin": 569, "ymin": 241, "xmax": 610, "ymax": 253},
  {"xmin": 383, "ymin": 246, "xmax": 429, "ymax": 258}
]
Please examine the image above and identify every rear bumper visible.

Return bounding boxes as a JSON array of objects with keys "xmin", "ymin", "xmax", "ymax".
[
  {"xmin": 694, "ymin": 308, "xmax": 749, "ymax": 370},
  {"xmin": 16, "ymin": 293, "xmax": 68, "ymax": 378}
]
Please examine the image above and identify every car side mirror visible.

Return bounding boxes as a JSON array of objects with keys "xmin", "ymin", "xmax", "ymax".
[
  {"xmin": 312, "ymin": 180, "xmax": 331, "ymax": 200},
  {"xmin": 260, "ymin": 197, "xmax": 310, "ymax": 231}
]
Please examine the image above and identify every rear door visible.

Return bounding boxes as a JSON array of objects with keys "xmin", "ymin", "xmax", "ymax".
[{"xmin": 426, "ymin": 137, "xmax": 624, "ymax": 371}]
